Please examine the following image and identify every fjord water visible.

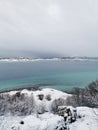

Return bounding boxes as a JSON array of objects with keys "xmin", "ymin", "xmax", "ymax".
[{"xmin": 0, "ymin": 60, "xmax": 98, "ymax": 92}]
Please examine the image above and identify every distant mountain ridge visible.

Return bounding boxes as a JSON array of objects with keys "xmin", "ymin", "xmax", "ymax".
[{"xmin": 0, "ymin": 56, "xmax": 98, "ymax": 61}]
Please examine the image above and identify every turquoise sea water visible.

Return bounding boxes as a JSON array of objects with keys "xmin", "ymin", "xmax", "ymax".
[{"xmin": 0, "ymin": 60, "xmax": 98, "ymax": 91}]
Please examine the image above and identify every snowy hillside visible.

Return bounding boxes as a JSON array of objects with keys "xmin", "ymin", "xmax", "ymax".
[{"xmin": 0, "ymin": 88, "xmax": 98, "ymax": 130}]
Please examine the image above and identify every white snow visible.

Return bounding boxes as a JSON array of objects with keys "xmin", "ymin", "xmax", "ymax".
[
  {"xmin": 0, "ymin": 113, "xmax": 65, "ymax": 130},
  {"xmin": 0, "ymin": 57, "xmax": 97, "ymax": 63},
  {"xmin": 0, "ymin": 88, "xmax": 98, "ymax": 130},
  {"xmin": 69, "ymin": 107, "xmax": 98, "ymax": 130},
  {"xmin": 8, "ymin": 88, "xmax": 71, "ymax": 112},
  {"xmin": 0, "ymin": 58, "xmax": 59, "ymax": 62}
]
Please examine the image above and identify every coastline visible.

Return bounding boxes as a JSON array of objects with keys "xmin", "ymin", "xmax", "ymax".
[
  {"xmin": 0, "ymin": 82, "xmax": 73, "ymax": 95},
  {"xmin": 0, "ymin": 85, "xmax": 42, "ymax": 94},
  {"xmin": 0, "ymin": 57, "xmax": 98, "ymax": 62}
]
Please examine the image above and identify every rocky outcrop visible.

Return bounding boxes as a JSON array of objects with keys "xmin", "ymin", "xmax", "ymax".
[{"xmin": 56, "ymin": 106, "xmax": 77, "ymax": 129}]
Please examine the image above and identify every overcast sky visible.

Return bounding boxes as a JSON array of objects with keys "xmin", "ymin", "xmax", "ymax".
[{"xmin": 0, "ymin": 0, "xmax": 97, "ymax": 57}]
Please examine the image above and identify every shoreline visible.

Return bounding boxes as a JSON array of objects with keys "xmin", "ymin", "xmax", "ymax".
[
  {"xmin": 0, "ymin": 85, "xmax": 43, "ymax": 94},
  {"xmin": 0, "ymin": 85, "xmax": 72, "ymax": 94},
  {"xmin": 0, "ymin": 57, "xmax": 98, "ymax": 62}
]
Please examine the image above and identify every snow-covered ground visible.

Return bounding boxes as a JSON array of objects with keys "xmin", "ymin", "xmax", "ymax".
[
  {"xmin": 0, "ymin": 88, "xmax": 98, "ymax": 130},
  {"xmin": 0, "ymin": 113, "xmax": 65, "ymax": 130},
  {"xmin": 69, "ymin": 107, "xmax": 98, "ymax": 130}
]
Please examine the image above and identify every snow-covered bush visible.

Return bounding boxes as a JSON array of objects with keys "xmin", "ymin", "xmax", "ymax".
[
  {"xmin": 36, "ymin": 103, "xmax": 46, "ymax": 114},
  {"xmin": 0, "ymin": 92, "xmax": 35, "ymax": 116},
  {"xmin": 51, "ymin": 98, "xmax": 66, "ymax": 113},
  {"xmin": 66, "ymin": 80, "xmax": 98, "ymax": 108},
  {"xmin": 37, "ymin": 94, "xmax": 44, "ymax": 100},
  {"xmin": 45, "ymin": 94, "xmax": 51, "ymax": 101}
]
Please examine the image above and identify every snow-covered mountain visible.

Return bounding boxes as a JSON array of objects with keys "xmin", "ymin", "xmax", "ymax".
[{"xmin": 0, "ymin": 57, "xmax": 98, "ymax": 62}]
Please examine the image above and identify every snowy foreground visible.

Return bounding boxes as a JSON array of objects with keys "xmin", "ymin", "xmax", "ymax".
[{"xmin": 0, "ymin": 88, "xmax": 98, "ymax": 130}]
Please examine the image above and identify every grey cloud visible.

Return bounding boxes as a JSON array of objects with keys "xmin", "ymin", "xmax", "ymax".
[{"xmin": 0, "ymin": 0, "xmax": 97, "ymax": 57}]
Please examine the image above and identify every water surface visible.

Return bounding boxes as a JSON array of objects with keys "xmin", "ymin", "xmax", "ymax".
[{"xmin": 0, "ymin": 60, "xmax": 98, "ymax": 91}]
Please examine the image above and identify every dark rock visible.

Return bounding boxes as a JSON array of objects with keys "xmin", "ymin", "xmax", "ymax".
[{"xmin": 20, "ymin": 121, "xmax": 24, "ymax": 125}]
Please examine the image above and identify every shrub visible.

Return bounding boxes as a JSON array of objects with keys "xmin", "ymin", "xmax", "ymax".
[
  {"xmin": 66, "ymin": 80, "xmax": 98, "ymax": 108},
  {"xmin": 37, "ymin": 94, "xmax": 44, "ymax": 101},
  {"xmin": 51, "ymin": 98, "xmax": 66, "ymax": 113},
  {"xmin": 45, "ymin": 94, "xmax": 51, "ymax": 101},
  {"xmin": 0, "ymin": 91, "xmax": 35, "ymax": 116}
]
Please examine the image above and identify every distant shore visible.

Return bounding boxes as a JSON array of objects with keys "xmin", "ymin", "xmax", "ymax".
[{"xmin": 0, "ymin": 57, "xmax": 98, "ymax": 62}]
